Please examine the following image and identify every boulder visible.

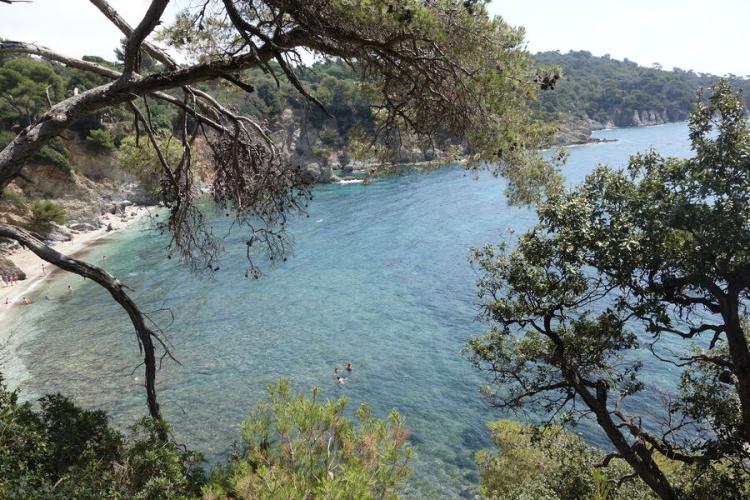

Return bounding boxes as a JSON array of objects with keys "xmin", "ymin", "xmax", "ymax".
[
  {"xmin": 301, "ymin": 162, "xmax": 321, "ymax": 183},
  {"xmin": 318, "ymin": 165, "xmax": 335, "ymax": 183},
  {"xmin": 70, "ymin": 222, "xmax": 98, "ymax": 232},
  {"xmin": 0, "ymin": 255, "xmax": 27, "ymax": 281},
  {"xmin": 40, "ymin": 222, "xmax": 73, "ymax": 242}
]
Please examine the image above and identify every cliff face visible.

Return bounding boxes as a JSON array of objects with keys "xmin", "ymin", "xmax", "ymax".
[
  {"xmin": 553, "ymin": 108, "xmax": 687, "ymax": 145},
  {"xmin": 3, "ymin": 135, "xmax": 156, "ymax": 230},
  {"xmin": 272, "ymin": 107, "xmax": 446, "ymax": 180},
  {"xmin": 617, "ymin": 109, "xmax": 684, "ymax": 127}
]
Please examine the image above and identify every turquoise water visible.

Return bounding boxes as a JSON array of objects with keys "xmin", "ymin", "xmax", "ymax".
[{"xmin": 3, "ymin": 123, "xmax": 692, "ymax": 498}]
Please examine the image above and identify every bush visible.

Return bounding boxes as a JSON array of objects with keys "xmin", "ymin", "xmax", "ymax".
[
  {"xmin": 204, "ymin": 379, "xmax": 412, "ymax": 499},
  {"xmin": 117, "ymin": 132, "xmax": 185, "ymax": 194},
  {"xmin": 85, "ymin": 128, "xmax": 116, "ymax": 153},
  {"xmin": 0, "ymin": 188, "xmax": 26, "ymax": 207},
  {"xmin": 0, "ymin": 374, "xmax": 205, "ymax": 499},
  {"xmin": 30, "ymin": 200, "xmax": 66, "ymax": 227},
  {"xmin": 0, "ymin": 130, "xmax": 15, "ymax": 149},
  {"xmin": 32, "ymin": 137, "xmax": 71, "ymax": 173},
  {"xmin": 477, "ymin": 420, "xmax": 654, "ymax": 500}
]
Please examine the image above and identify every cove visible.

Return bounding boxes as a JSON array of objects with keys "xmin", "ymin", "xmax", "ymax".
[{"xmin": 4, "ymin": 122, "xmax": 692, "ymax": 498}]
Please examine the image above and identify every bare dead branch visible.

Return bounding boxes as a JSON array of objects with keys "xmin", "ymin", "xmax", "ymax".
[{"xmin": 0, "ymin": 223, "xmax": 172, "ymax": 436}]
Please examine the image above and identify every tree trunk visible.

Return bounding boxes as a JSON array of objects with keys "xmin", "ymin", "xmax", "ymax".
[
  {"xmin": 561, "ymin": 367, "xmax": 679, "ymax": 500},
  {"xmin": 723, "ymin": 295, "xmax": 750, "ymax": 441}
]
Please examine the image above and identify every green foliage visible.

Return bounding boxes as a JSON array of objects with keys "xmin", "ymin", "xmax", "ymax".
[
  {"xmin": 0, "ymin": 56, "xmax": 64, "ymax": 129},
  {"xmin": 85, "ymin": 128, "xmax": 116, "ymax": 153},
  {"xmin": 205, "ymin": 379, "xmax": 411, "ymax": 499},
  {"xmin": 30, "ymin": 199, "xmax": 65, "ymax": 227},
  {"xmin": 310, "ymin": 145, "xmax": 330, "ymax": 164},
  {"xmin": 32, "ymin": 137, "xmax": 71, "ymax": 173},
  {"xmin": 477, "ymin": 421, "xmax": 654, "ymax": 500},
  {"xmin": 2, "ymin": 130, "xmax": 71, "ymax": 174},
  {"xmin": 534, "ymin": 50, "xmax": 750, "ymax": 126},
  {"xmin": 0, "ymin": 188, "xmax": 26, "ymax": 207},
  {"xmin": 160, "ymin": 0, "xmax": 562, "ymax": 203},
  {"xmin": 0, "ymin": 129, "xmax": 15, "ymax": 149},
  {"xmin": 117, "ymin": 132, "xmax": 185, "ymax": 193},
  {"xmin": 0, "ymin": 374, "xmax": 204, "ymax": 499},
  {"xmin": 467, "ymin": 81, "xmax": 750, "ymax": 499}
]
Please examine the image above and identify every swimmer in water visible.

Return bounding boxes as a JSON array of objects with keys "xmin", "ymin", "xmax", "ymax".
[
  {"xmin": 334, "ymin": 363, "xmax": 353, "ymax": 374},
  {"xmin": 336, "ymin": 375, "xmax": 346, "ymax": 384}
]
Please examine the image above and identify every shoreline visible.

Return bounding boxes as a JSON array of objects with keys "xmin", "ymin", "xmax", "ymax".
[{"xmin": 0, "ymin": 206, "xmax": 155, "ymax": 325}]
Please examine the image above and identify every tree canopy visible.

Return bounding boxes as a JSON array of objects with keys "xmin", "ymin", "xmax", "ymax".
[{"xmin": 467, "ymin": 80, "xmax": 750, "ymax": 499}]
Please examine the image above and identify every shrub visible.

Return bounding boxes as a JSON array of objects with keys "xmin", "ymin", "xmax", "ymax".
[
  {"xmin": 117, "ymin": 132, "xmax": 185, "ymax": 194},
  {"xmin": 85, "ymin": 128, "xmax": 116, "ymax": 153},
  {"xmin": 34, "ymin": 145, "xmax": 71, "ymax": 172},
  {"xmin": 0, "ymin": 374, "xmax": 205, "ymax": 499},
  {"xmin": 31, "ymin": 137, "xmax": 71, "ymax": 174},
  {"xmin": 477, "ymin": 420, "xmax": 654, "ymax": 500},
  {"xmin": 0, "ymin": 188, "xmax": 26, "ymax": 207},
  {"xmin": 0, "ymin": 130, "xmax": 15, "ymax": 149},
  {"xmin": 204, "ymin": 379, "xmax": 412, "ymax": 499},
  {"xmin": 311, "ymin": 145, "xmax": 330, "ymax": 164},
  {"xmin": 30, "ymin": 199, "xmax": 66, "ymax": 227}
]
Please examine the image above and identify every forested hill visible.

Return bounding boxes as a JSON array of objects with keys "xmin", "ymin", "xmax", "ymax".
[
  {"xmin": 1, "ymin": 51, "xmax": 749, "ymax": 181},
  {"xmin": 535, "ymin": 50, "xmax": 750, "ymax": 128}
]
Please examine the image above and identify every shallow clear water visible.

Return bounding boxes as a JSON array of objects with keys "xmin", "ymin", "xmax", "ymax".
[{"xmin": 3, "ymin": 123, "xmax": 692, "ymax": 498}]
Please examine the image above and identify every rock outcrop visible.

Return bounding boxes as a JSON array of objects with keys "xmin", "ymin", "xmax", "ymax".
[
  {"xmin": 38, "ymin": 222, "xmax": 73, "ymax": 242},
  {"xmin": 0, "ymin": 255, "xmax": 26, "ymax": 281}
]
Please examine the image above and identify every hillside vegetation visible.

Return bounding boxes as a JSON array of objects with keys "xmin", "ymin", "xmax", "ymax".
[
  {"xmin": 536, "ymin": 50, "xmax": 750, "ymax": 128},
  {"xmin": 2, "ymin": 50, "xmax": 749, "ymax": 176},
  {"xmin": 1, "ymin": 50, "xmax": 749, "ymax": 231}
]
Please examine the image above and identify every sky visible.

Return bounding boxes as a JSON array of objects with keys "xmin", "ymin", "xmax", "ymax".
[
  {"xmin": 491, "ymin": 0, "xmax": 750, "ymax": 77},
  {"xmin": 0, "ymin": 0, "xmax": 748, "ymax": 77}
]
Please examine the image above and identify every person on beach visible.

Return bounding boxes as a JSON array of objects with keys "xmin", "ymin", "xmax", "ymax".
[
  {"xmin": 11, "ymin": 273, "xmax": 17, "ymax": 286},
  {"xmin": 67, "ymin": 285, "xmax": 73, "ymax": 294},
  {"xmin": 41, "ymin": 263, "xmax": 45, "ymax": 275},
  {"xmin": 4, "ymin": 297, "xmax": 9, "ymax": 305},
  {"xmin": 21, "ymin": 297, "xmax": 31, "ymax": 305},
  {"xmin": 2, "ymin": 275, "xmax": 7, "ymax": 287}
]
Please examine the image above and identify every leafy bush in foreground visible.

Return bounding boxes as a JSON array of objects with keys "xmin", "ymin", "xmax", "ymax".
[
  {"xmin": 0, "ymin": 374, "xmax": 205, "ymax": 499},
  {"xmin": 1, "ymin": 376, "xmax": 412, "ymax": 499},
  {"xmin": 477, "ymin": 420, "xmax": 654, "ymax": 500},
  {"xmin": 204, "ymin": 379, "xmax": 412, "ymax": 499}
]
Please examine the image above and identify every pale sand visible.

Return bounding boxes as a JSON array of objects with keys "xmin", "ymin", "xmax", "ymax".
[{"xmin": 0, "ymin": 207, "xmax": 156, "ymax": 324}]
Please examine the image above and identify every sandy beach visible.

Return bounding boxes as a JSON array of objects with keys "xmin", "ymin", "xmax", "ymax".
[{"xmin": 0, "ymin": 207, "xmax": 155, "ymax": 324}]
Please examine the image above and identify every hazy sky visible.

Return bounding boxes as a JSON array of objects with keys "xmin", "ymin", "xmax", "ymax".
[
  {"xmin": 491, "ymin": 0, "xmax": 750, "ymax": 76},
  {"xmin": 1, "ymin": 0, "xmax": 748, "ymax": 76}
]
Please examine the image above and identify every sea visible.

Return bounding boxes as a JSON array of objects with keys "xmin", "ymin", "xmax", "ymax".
[{"xmin": 1, "ymin": 122, "xmax": 693, "ymax": 498}]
